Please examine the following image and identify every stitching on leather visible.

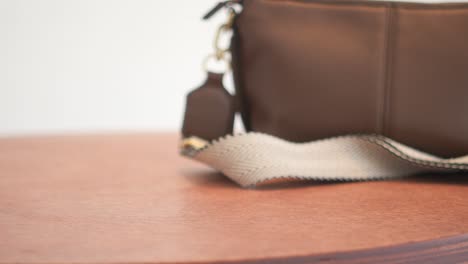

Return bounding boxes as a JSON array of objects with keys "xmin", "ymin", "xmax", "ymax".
[
  {"xmin": 383, "ymin": 4, "xmax": 396, "ymax": 137},
  {"xmin": 378, "ymin": 5, "xmax": 391, "ymax": 135}
]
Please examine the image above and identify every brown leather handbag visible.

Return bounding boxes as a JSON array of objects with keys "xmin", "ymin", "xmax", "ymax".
[{"xmin": 181, "ymin": 0, "xmax": 468, "ymax": 187}]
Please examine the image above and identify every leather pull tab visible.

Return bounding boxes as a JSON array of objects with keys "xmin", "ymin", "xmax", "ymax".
[{"xmin": 182, "ymin": 72, "xmax": 235, "ymax": 141}]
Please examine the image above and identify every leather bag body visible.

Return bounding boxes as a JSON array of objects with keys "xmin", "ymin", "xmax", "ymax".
[{"xmin": 231, "ymin": 0, "xmax": 468, "ymax": 158}]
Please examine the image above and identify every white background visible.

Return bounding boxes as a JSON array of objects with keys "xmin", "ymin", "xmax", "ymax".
[
  {"xmin": 0, "ymin": 0, "xmax": 464, "ymax": 136},
  {"xmin": 0, "ymin": 0, "xmax": 231, "ymax": 136}
]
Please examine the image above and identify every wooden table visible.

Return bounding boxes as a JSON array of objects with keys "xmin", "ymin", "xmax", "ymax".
[{"xmin": 1, "ymin": 133, "xmax": 468, "ymax": 263}]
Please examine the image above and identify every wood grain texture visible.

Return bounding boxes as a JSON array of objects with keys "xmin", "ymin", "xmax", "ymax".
[{"xmin": 1, "ymin": 133, "xmax": 468, "ymax": 264}]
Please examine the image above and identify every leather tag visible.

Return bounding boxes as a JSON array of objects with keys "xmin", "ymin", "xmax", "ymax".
[{"xmin": 182, "ymin": 72, "xmax": 235, "ymax": 141}]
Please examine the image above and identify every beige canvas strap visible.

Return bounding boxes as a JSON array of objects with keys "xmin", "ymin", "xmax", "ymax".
[{"xmin": 181, "ymin": 133, "xmax": 468, "ymax": 187}]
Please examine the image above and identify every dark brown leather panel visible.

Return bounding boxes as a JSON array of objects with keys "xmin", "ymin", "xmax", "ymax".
[
  {"xmin": 389, "ymin": 6, "xmax": 468, "ymax": 158},
  {"xmin": 232, "ymin": 0, "xmax": 468, "ymax": 157},
  {"xmin": 235, "ymin": 0, "xmax": 388, "ymax": 141}
]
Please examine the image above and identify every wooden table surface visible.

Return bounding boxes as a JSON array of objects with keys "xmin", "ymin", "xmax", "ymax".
[{"xmin": 1, "ymin": 133, "xmax": 468, "ymax": 264}]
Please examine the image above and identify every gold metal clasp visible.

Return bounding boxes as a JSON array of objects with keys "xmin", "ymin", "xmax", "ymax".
[
  {"xmin": 180, "ymin": 136, "xmax": 209, "ymax": 157},
  {"xmin": 213, "ymin": 24, "xmax": 231, "ymax": 60},
  {"xmin": 202, "ymin": 9, "xmax": 236, "ymax": 73},
  {"xmin": 213, "ymin": 10, "xmax": 235, "ymax": 59}
]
